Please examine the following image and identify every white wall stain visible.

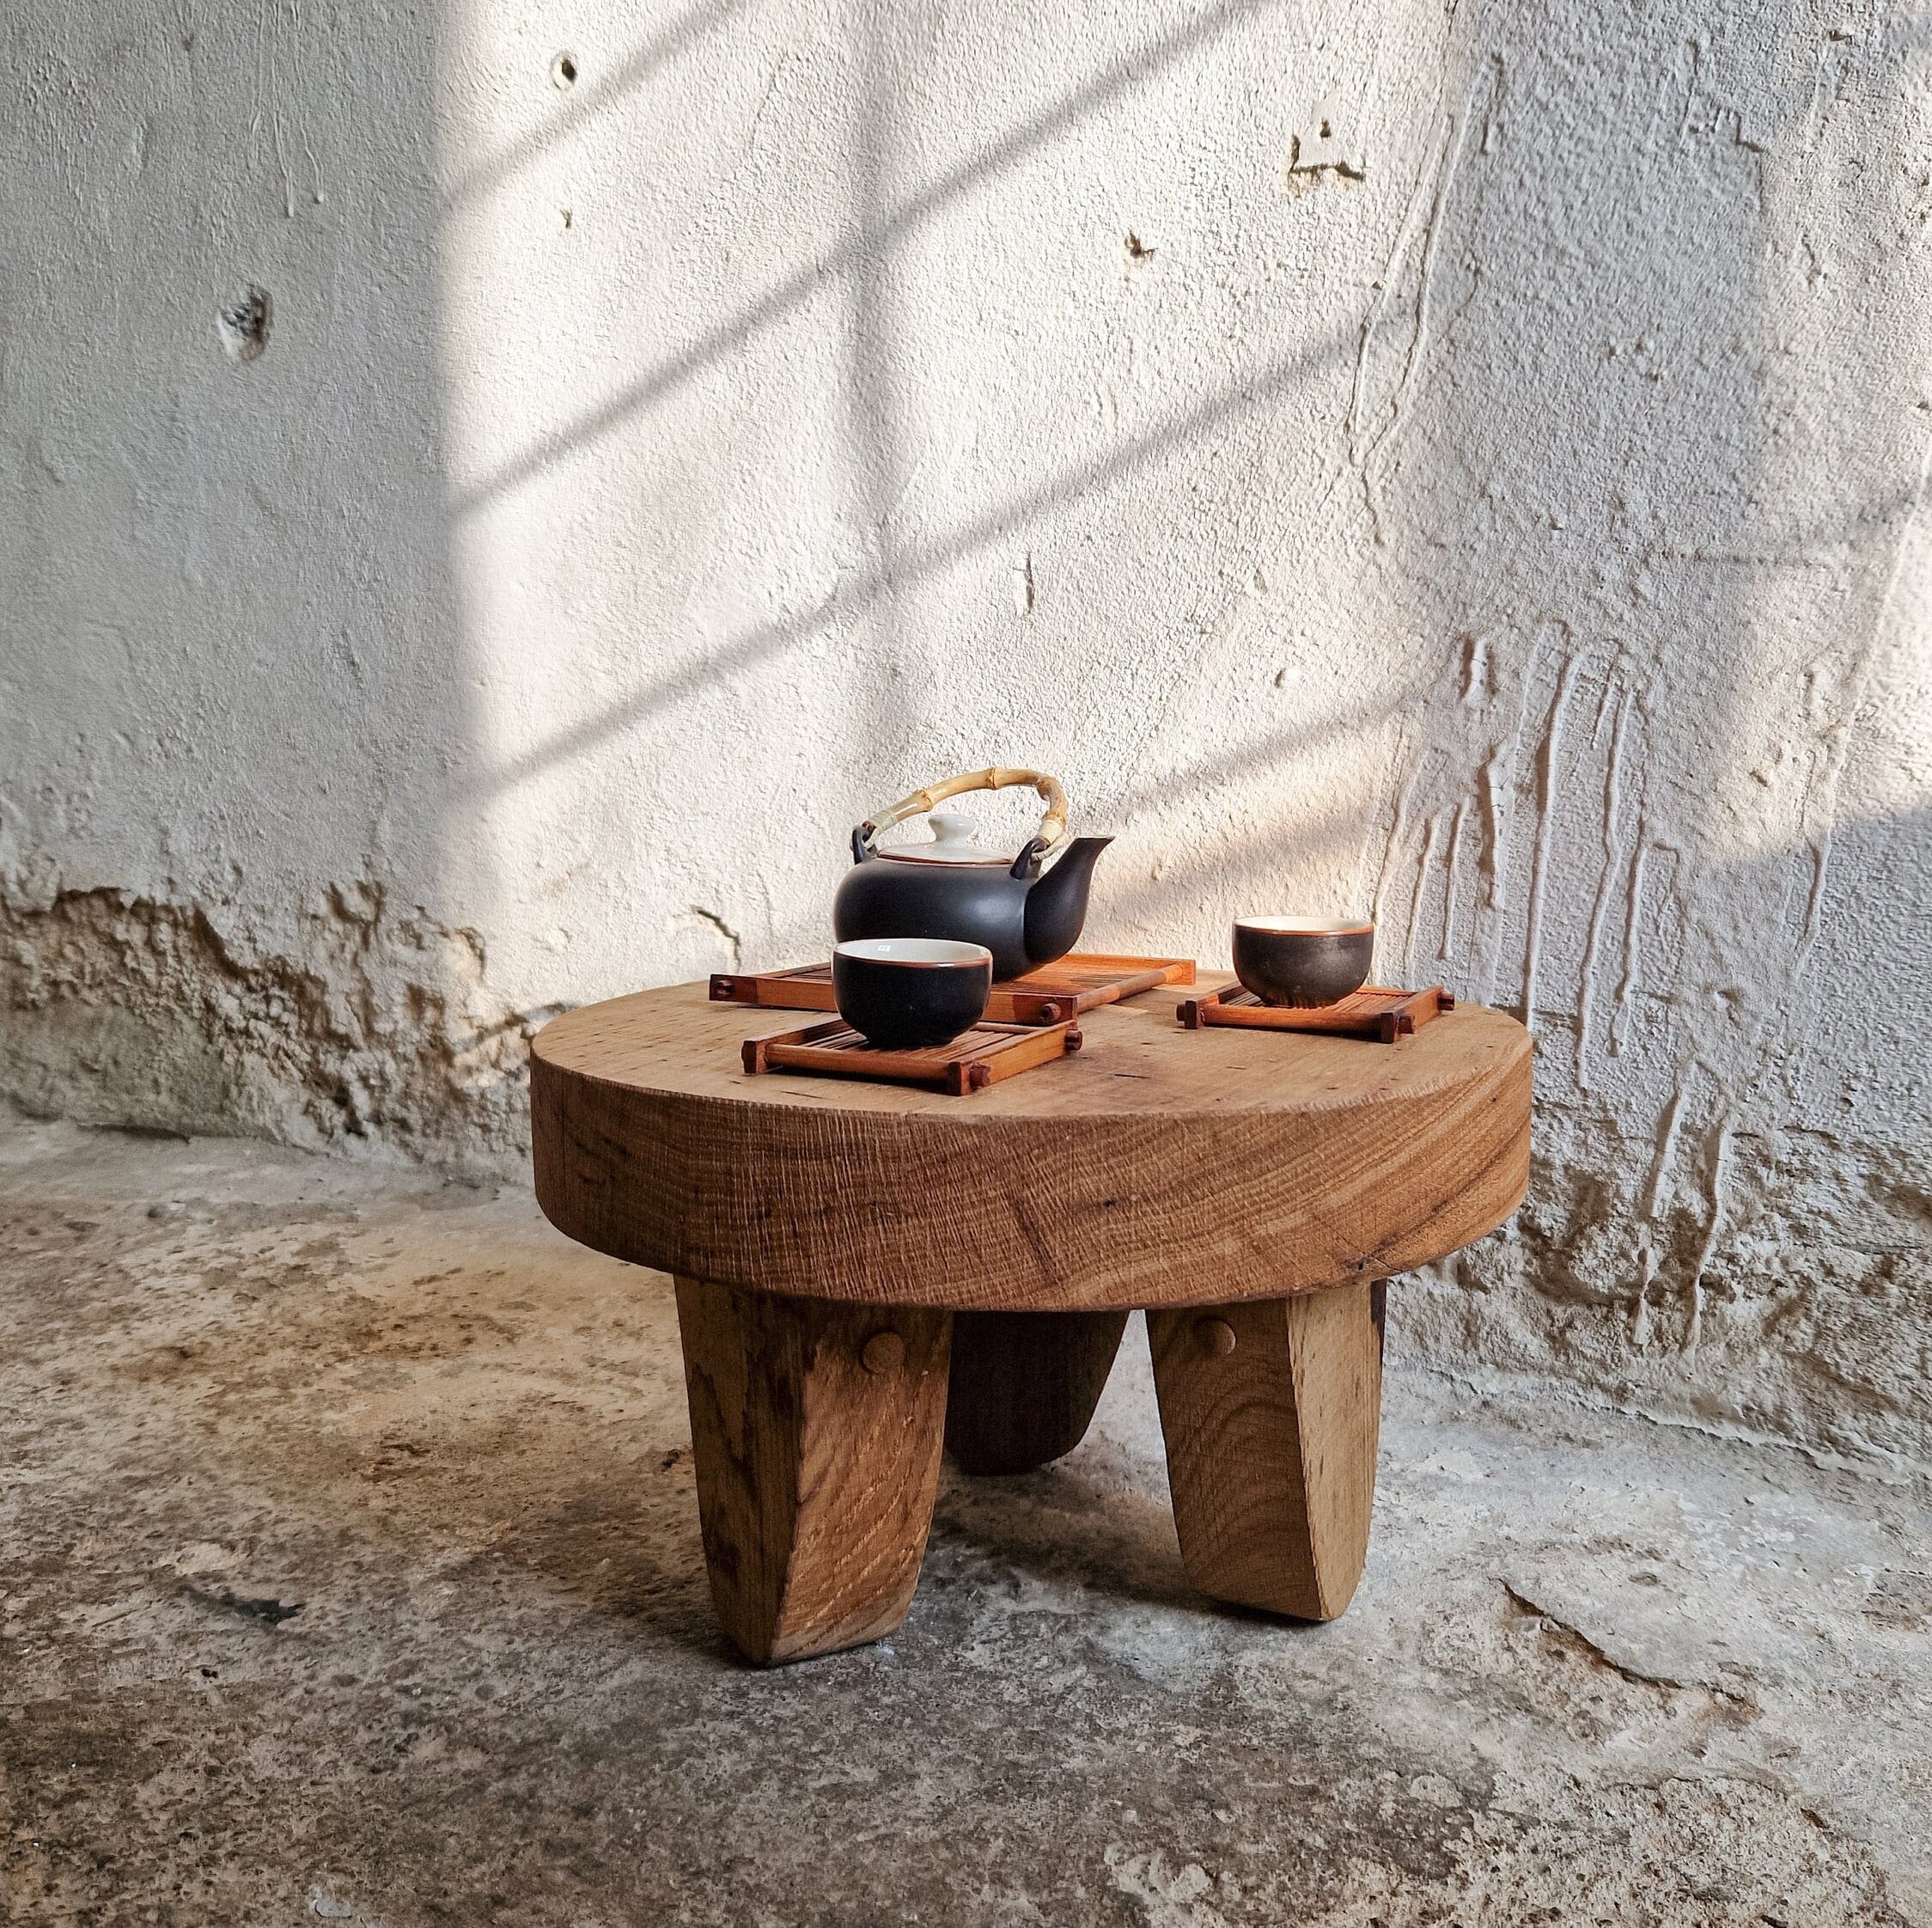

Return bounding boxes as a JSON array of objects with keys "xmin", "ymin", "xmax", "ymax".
[
  {"xmin": 1517, "ymin": 652, "xmax": 1578, "ymax": 1034},
  {"xmin": 1437, "ymin": 796, "xmax": 1467, "ymax": 962},
  {"xmin": 1348, "ymin": 74, "xmax": 1479, "ymax": 544},
  {"xmin": 1404, "ymin": 810, "xmax": 1439, "ymax": 987},
  {"xmin": 1684, "ymin": 1110, "xmax": 1734, "ymax": 1356},
  {"xmin": 1633, "ymin": 1076, "xmax": 1691, "ymax": 1351},
  {"xmin": 1575, "ymin": 683, "xmax": 1633, "ymax": 1090},
  {"xmin": 1365, "ymin": 730, "xmax": 1414, "ymax": 940},
  {"xmin": 1611, "ymin": 833, "xmax": 1650, "ymax": 1059},
  {"xmin": 1797, "ymin": 414, "xmax": 1932, "ymax": 964}
]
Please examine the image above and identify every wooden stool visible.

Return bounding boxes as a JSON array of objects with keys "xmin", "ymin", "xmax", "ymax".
[{"xmin": 531, "ymin": 982, "xmax": 1530, "ymax": 1663}]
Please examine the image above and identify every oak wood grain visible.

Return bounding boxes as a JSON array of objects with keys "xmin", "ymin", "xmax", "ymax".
[
  {"xmin": 532, "ymin": 982, "xmax": 1531, "ymax": 1312},
  {"xmin": 673, "ymin": 1278, "xmax": 951, "ymax": 1664},
  {"xmin": 1148, "ymin": 1281, "xmax": 1385, "ymax": 1620},
  {"xmin": 944, "ymin": 1309, "xmax": 1129, "ymax": 1474}
]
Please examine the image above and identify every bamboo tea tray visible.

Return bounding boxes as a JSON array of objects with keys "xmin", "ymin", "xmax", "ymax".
[
  {"xmin": 1178, "ymin": 984, "xmax": 1455, "ymax": 1043},
  {"xmin": 713, "ymin": 953, "xmax": 1194, "ymax": 1025},
  {"xmin": 743, "ymin": 1017, "xmax": 1082, "ymax": 1095}
]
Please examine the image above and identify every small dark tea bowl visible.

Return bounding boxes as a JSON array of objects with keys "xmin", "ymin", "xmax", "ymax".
[
  {"xmin": 1232, "ymin": 917, "xmax": 1375, "ymax": 1008},
  {"xmin": 832, "ymin": 938, "xmax": 993, "ymax": 1050}
]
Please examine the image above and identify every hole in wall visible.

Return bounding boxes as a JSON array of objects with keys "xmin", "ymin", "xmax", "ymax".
[
  {"xmin": 552, "ymin": 52, "xmax": 577, "ymax": 89},
  {"xmin": 216, "ymin": 285, "xmax": 271, "ymax": 363}
]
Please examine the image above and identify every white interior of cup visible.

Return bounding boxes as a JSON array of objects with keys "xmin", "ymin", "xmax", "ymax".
[
  {"xmin": 834, "ymin": 938, "xmax": 993, "ymax": 967},
  {"xmin": 1234, "ymin": 917, "xmax": 1374, "ymax": 936}
]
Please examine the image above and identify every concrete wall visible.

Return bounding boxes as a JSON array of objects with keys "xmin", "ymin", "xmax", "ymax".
[{"xmin": 4, "ymin": 0, "xmax": 1929, "ymax": 1461}]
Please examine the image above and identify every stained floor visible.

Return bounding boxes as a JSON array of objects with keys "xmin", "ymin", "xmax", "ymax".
[{"xmin": 2, "ymin": 1116, "xmax": 1928, "ymax": 1927}]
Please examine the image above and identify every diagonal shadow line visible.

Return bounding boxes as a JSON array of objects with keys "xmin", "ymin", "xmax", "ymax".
[
  {"xmin": 840, "ymin": 0, "xmax": 919, "ymax": 766},
  {"xmin": 450, "ymin": 0, "xmax": 1280, "ymax": 517},
  {"xmin": 1108, "ymin": 693, "xmax": 1408, "ymax": 830},
  {"xmin": 446, "ymin": 0, "xmax": 757, "ymax": 213},
  {"xmin": 1103, "ymin": 790, "xmax": 1371, "ymax": 928},
  {"xmin": 459, "ymin": 324, "xmax": 1353, "ymax": 801}
]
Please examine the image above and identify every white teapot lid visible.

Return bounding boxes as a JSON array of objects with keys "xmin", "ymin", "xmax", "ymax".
[{"xmin": 911, "ymin": 810, "xmax": 998, "ymax": 863}]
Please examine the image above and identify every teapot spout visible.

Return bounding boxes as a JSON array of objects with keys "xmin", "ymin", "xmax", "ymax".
[{"xmin": 1021, "ymin": 835, "xmax": 1112, "ymax": 970}]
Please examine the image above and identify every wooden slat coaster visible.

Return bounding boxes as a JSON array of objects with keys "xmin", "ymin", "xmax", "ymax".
[
  {"xmin": 743, "ymin": 1018, "xmax": 1082, "ymax": 1095},
  {"xmin": 1177, "ymin": 984, "xmax": 1455, "ymax": 1044},
  {"xmin": 712, "ymin": 963, "xmax": 840, "ymax": 1011},
  {"xmin": 996, "ymin": 954, "xmax": 1194, "ymax": 1022},
  {"xmin": 712, "ymin": 953, "xmax": 1194, "ymax": 1024}
]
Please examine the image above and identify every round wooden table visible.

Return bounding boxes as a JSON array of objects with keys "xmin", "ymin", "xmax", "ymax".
[{"xmin": 531, "ymin": 980, "xmax": 1531, "ymax": 1664}]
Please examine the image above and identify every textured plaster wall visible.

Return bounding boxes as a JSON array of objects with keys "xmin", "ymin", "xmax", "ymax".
[{"xmin": 3, "ymin": 2, "xmax": 1929, "ymax": 1460}]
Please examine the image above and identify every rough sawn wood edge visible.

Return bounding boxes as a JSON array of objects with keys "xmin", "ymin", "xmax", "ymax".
[{"xmin": 531, "ymin": 995, "xmax": 1532, "ymax": 1312}]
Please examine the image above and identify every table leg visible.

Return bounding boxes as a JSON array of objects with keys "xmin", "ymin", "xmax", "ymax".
[
  {"xmin": 1147, "ymin": 1281, "xmax": 1385, "ymax": 1621},
  {"xmin": 944, "ymin": 1309, "xmax": 1129, "ymax": 1475},
  {"xmin": 673, "ymin": 1278, "xmax": 952, "ymax": 1664}
]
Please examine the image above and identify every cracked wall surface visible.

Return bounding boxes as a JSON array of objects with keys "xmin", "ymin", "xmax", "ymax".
[{"xmin": 3, "ymin": 2, "xmax": 1929, "ymax": 1460}]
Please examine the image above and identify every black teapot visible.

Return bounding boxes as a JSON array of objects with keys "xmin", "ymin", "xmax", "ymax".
[{"xmin": 833, "ymin": 768, "xmax": 1111, "ymax": 982}]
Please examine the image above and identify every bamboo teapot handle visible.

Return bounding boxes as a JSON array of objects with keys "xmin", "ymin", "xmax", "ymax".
[{"xmin": 855, "ymin": 768, "xmax": 1069, "ymax": 866}]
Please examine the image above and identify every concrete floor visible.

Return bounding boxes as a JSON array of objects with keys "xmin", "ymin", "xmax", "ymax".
[{"xmin": 3, "ymin": 1117, "xmax": 1928, "ymax": 1927}]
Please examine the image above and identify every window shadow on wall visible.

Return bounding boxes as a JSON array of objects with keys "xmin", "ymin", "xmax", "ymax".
[{"xmin": 431, "ymin": 0, "xmax": 1930, "ymax": 1456}]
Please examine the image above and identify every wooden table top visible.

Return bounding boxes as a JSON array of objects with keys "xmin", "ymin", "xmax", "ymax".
[{"xmin": 531, "ymin": 979, "xmax": 1532, "ymax": 1312}]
